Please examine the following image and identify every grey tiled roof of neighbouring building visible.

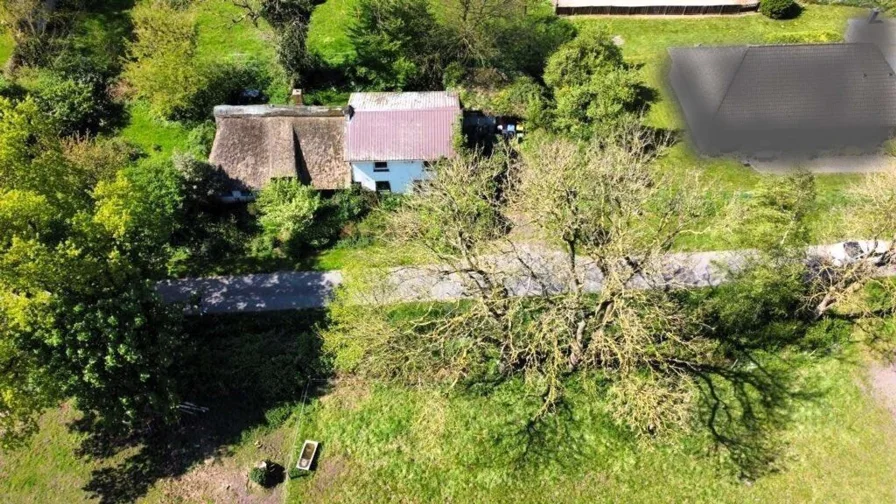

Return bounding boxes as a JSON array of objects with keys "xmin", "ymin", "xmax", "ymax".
[
  {"xmin": 846, "ymin": 18, "xmax": 896, "ymax": 69},
  {"xmin": 668, "ymin": 43, "xmax": 896, "ymax": 154}
]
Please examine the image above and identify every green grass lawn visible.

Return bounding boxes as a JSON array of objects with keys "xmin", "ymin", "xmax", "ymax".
[
  {"xmin": 0, "ymin": 31, "xmax": 14, "ymax": 66},
  {"xmin": 119, "ymin": 102, "xmax": 192, "ymax": 160},
  {"xmin": 285, "ymin": 353, "xmax": 896, "ymax": 503},
  {"xmin": 194, "ymin": 0, "xmax": 289, "ymax": 103},
  {"xmin": 308, "ymin": 0, "xmax": 360, "ymax": 67},
  {"xmin": 0, "ymin": 405, "xmax": 137, "ymax": 504}
]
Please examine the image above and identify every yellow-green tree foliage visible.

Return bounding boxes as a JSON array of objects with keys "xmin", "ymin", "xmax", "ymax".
[{"xmin": 124, "ymin": 1, "xmax": 203, "ymax": 119}]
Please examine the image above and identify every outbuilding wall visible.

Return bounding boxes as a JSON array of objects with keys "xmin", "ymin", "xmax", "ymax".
[{"xmin": 351, "ymin": 160, "xmax": 427, "ymax": 193}]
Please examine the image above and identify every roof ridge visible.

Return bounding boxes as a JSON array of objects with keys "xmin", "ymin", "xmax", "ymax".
[{"xmin": 712, "ymin": 46, "xmax": 750, "ymax": 120}]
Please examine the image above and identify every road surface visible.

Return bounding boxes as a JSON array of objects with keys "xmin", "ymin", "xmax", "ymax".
[{"xmin": 157, "ymin": 241, "xmax": 891, "ymax": 314}]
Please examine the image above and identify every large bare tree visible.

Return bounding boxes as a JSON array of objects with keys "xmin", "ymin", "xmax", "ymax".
[{"xmin": 325, "ymin": 131, "xmax": 718, "ymax": 433}]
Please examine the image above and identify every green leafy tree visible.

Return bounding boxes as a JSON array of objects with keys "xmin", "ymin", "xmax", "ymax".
[
  {"xmin": 543, "ymin": 28, "xmax": 643, "ymax": 141},
  {"xmin": 28, "ymin": 71, "xmax": 99, "ymax": 136},
  {"xmin": 124, "ymin": 1, "xmax": 204, "ymax": 119},
  {"xmin": 254, "ymin": 178, "xmax": 321, "ymax": 255},
  {"xmin": 0, "ymin": 110, "xmax": 187, "ymax": 442},
  {"xmin": 350, "ymin": 0, "xmax": 450, "ymax": 90},
  {"xmin": 0, "ymin": 97, "xmax": 84, "ymax": 207},
  {"xmin": 439, "ymin": 0, "xmax": 573, "ymax": 77}
]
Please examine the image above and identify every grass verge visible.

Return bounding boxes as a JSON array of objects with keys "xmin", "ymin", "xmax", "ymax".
[{"xmin": 285, "ymin": 353, "xmax": 896, "ymax": 503}]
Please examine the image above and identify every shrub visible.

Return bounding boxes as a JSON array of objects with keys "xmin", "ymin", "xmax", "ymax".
[
  {"xmin": 249, "ymin": 460, "xmax": 285, "ymax": 488},
  {"xmin": 186, "ymin": 122, "xmax": 217, "ymax": 158},
  {"xmin": 760, "ymin": 0, "xmax": 798, "ymax": 19},
  {"xmin": 350, "ymin": 0, "xmax": 450, "ymax": 90},
  {"xmin": 543, "ymin": 28, "xmax": 643, "ymax": 140},
  {"xmin": 248, "ymin": 466, "xmax": 267, "ymax": 486},
  {"xmin": 27, "ymin": 71, "xmax": 100, "ymax": 136},
  {"xmin": 186, "ymin": 60, "xmax": 273, "ymax": 120},
  {"xmin": 63, "ymin": 137, "xmax": 139, "ymax": 188},
  {"xmin": 254, "ymin": 179, "xmax": 321, "ymax": 255},
  {"xmin": 304, "ymin": 185, "xmax": 375, "ymax": 247}
]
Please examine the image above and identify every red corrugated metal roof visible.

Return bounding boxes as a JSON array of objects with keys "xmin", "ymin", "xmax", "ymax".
[{"xmin": 345, "ymin": 92, "xmax": 461, "ymax": 162}]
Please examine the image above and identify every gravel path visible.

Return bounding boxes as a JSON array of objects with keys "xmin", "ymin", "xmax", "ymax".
[
  {"xmin": 870, "ymin": 364, "xmax": 896, "ymax": 421},
  {"xmin": 157, "ymin": 241, "xmax": 892, "ymax": 314}
]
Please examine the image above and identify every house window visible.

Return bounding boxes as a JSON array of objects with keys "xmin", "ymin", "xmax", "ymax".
[
  {"xmin": 373, "ymin": 161, "xmax": 389, "ymax": 172},
  {"xmin": 375, "ymin": 181, "xmax": 391, "ymax": 192}
]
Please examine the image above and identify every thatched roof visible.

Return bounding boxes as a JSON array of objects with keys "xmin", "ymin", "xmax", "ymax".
[{"xmin": 209, "ymin": 105, "xmax": 349, "ymax": 191}]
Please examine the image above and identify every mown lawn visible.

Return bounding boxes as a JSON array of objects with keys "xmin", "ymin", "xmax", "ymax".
[
  {"xmin": 308, "ymin": 0, "xmax": 360, "ymax": 67},
  {"xmin": 286, "ymin": 353, "xmax": 896, "ymax": 503},
  {"xmin": 194, "ymin": 0, "xmax": 289, "ymax": 103},
  {"xmin": 119, "ymin": 102, "xmax": 193, "ymax": 160}
]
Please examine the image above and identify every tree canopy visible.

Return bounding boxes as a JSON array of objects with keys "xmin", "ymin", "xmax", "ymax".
[{"xmin": 0, "ymin": 98, "xmax": 188, "ymax": 445}]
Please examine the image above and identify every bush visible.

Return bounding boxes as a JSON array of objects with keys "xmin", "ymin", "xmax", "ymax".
[
  {"xmin": 249, "ymin": 460, "xmax": 285, "ymax": 488},
  {"xmin": 186, "ymin": 122, "xmax": 217, "ymax": 158},
  {"xmin": 27, "ymin": 71, "xmax": 101, "ymax": 136},
  {"xmin": 543, "ymin": 28, "xmax": 643, "ymax": 140},
  {"xmin": 350, "ymin": 0, "xmax": 450, "ymax": 90},
  {"xmin": 254, "ymin": 179, "xmax": 321, "ymax": 255},
  {"xmin": 760, "ymin": 0, "xmax": 798, "ymax": 19},
  {"xmin": 304, "ymin": 185, "xmax": 374, "ymax": 247},
  {"xmin": 126, "ymin": 1, "xmax": 275, "ymax": 121}
]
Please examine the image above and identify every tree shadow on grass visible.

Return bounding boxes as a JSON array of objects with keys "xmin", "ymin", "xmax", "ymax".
[
  {"xmin": 75, "ymin": 310, "xmax": 331, "ymax": 504},
  {"xmin": 691, "ymin": 351, "xmax": 822, "ymax": 480}
]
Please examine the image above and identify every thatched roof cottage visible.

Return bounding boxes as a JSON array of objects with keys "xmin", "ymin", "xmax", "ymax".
[{"xmin": 208, "ymin": 104, "xmax": 350, "ymax": 192}]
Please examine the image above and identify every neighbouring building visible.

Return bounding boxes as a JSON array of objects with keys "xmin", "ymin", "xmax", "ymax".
[
  {"xmin": 344, "ymin": 91, "xmax": 462, "ymax": 194},
  {"xmin": 846, "ymin": 11, "xmax": 896, "ymax": 69},
  {"xmin": 552, "ymin": 0, "xmax": 757, "ymax": 16},
  {"xmin": 668, "ymin": 43, "xmax": 896, "ymax": 156},
  {"xmin": 208, "ymin": 104, "xmax": 350, "ymax": 198}
]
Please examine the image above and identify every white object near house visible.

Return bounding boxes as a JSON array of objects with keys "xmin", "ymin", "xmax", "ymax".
[{"xmin": 344, "ymin": 92, "xmax": 462, "ymax": 194}]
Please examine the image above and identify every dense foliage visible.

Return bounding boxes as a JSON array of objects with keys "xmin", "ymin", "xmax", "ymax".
[
  {"xmin": 760, "ymin": 0, "xmax": 798, "ymax": 19},
  {"xmin": 349, "ymin": 0, "xmax": 574, "ymax": 91},
  {"xmin": 0, "ymin": 98, "xmax": 189, "ymax": 445},
  {"xmin": 125, "ymin": 1, "xmax": 273, "ymax": 120},
  {"xmin": 254, "ymin": 178, "xmax": 322, "ymax": 256},
  {"xmin": 543, "ymin": 29, "xmax": 644, "ymax": 140},
  {"xmin": 350, "ymin": 0, "xmax": 449, "ymax": 90},
  {"xmin": 124, "ymin": 1, "xmax": 203, "ymax": 119}
]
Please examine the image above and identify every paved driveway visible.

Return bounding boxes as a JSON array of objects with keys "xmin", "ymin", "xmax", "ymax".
[
  {"xmin": 157, "ymin": 271, "xmax": 343, "ymax": 314},
  {"xmin": 157, "ymin": 241, "xmax": 893, "ymax": 314}
]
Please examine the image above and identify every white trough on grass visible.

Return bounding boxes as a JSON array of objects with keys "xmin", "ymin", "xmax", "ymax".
[{"xmin": 297, "ymin": 440, "xmax": 320, "ymax": 471}]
